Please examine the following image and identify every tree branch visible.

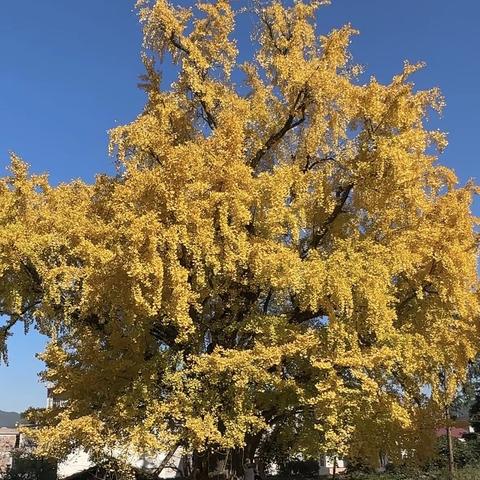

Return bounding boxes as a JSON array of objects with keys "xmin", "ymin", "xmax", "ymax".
[
  {"xmin": 263, "ymin": 289, "xmax": 273, "ymax": 314},
  {"xmin": 168, "ymin": 33, "xmax": 217, "ymax": 130},
  {"xmin": 302, "ymin": 183, "xmax": 353, "ymax": 258},
  {"xmin": 0, "ymin": 317, "xmax": 19, "ymax": 341},
  {"xmin": 396, "ymin": 282, "xmax": 438, "ymax": 311},
  {"xmin": 153, "ymin": 443, "xmax": 181, "ymax": 476},
  {"xmin": 0, "ymin": 300, "xmax": 41, "ymax": 363},
  {"xmin": 392, "ymin": 369, "xmax": 423, "ymax": 407},
  {"xmin": 301, "ymin": 155, "xmax": 334, "ymax": 173},
  {"xmin": 395, "ymin": 261, "xmax": 438, "ymax": 311},
  {"xmin": 259, "ymin": 14, "xmax": 289, "ymax": 55},
  {"xmin": 288, "ymin": 305, "xmax": 326, "ymax": 325},
  {"xmin": 250, "ymin": 114, "xmax": 305, "ymax": 170}
]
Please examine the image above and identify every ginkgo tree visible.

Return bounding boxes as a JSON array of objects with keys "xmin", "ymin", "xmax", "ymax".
[{"xmin": 0, "ymin": 0, "xmax": 479, "ymax": 478}]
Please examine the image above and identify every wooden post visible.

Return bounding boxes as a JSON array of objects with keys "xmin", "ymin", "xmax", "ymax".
[
  {"xmin": 447, "ymin": 424, "xmax": 455, "ymax": 480},
  {"xmin": 445, "ymin": 405, "xmax": 455, "ymax": 480}
]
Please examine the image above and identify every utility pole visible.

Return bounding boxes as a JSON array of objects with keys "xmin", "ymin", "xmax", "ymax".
[
  {"xmin": 446, "ymin": 406, "xmax": 455, "ymax": 480},
  {"xmin": 332, "ymin": 457, "xmax": 337, "ymax": 480}
]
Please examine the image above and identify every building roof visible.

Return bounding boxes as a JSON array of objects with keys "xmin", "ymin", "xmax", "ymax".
[{"xmin": 435, "ymin": 426, "xmax": 471, "ymax": 439}]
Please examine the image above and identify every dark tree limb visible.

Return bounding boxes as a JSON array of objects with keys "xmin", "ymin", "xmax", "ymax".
[
  {"xmin": 250, "ymin": 115, "xmax": 305, "ymax": 170},
  {"xmin": 395, "ymin": 260, "xmax": 438, "ymax": 311},
  {"xmin": 168, "ymin": 33, "xmax": 217, "ymax": 131},
  {"xmin": 301, "ymin": 154, "xmax": 335, "ymax": 173},
  {"xmin": 153, "ymin": 443, "xmax": 181, "ymax": 477},
  {"xmin": 263, "ymin": 289, "xmax": 273, "ymax": 314},
  {"xmin": 302, "ymin": 183, "xmax": 353, "ymax": 258},
  {"xmin": 250, "ymin": 90, "xmax": 306, "ymax": 170},
  {"xmin": 199, "ymin": 99, "xmax": 217, "ymax": 130},
  {"xmin": 259, "ymin": 14, "xmax": 289, "ymax": 55},
  {"xmin": 0, "ymin": 300, "xmax": 41, "ymax": 326},
  {"xmin": 0, "ymin": 300, "xmax": 42, "ymax": 363},
  {"xmin": 395, "ymin": 282, "xmax": 438, "ymax": 311},
  {"xmin": 288, "ymin": 305, "xmax": 326, "ymax": 325},
  {"xmin": 0, "ymin": 317, "xmax": 19, "ymax": 341},
  {"xmin": 391, "ymin": 370, "xmax": 423, "ymax": 407}
]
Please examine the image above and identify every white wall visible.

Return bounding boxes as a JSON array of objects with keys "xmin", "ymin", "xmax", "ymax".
[
  {"xmin": 57, "ymin": 450, "xmax": 93, "ymax": 479},
  {"xmin": 318, "ymin": 456, "xmax": 346, "ymax": 476},
  {"xmin": 57, "ymin": 448, "xmax": 184, "ymax": 479}
]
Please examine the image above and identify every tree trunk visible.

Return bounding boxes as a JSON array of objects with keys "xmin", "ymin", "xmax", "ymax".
[
  {"xmin": 192, "ymin": 451, "xmax": 210, "ymax": 480},
  {"xmin": 191, "ymin": 449, "xmax": 241, "ymax": 480},
  {"xmin": 190, "ymin": 434, "xmax": 264, "ymax": 480}
]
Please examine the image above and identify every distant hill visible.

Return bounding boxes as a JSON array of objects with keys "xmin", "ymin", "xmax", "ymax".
[{"xmin": 0, "ymin": 410, "xmax": 22, "ymax": 428}]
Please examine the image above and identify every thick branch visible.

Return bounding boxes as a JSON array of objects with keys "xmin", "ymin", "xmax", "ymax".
[
  {"xmin": 0, "ymin": 300, "xmax": 41, "ymax": 363},
  {"xmin": 199, "ymin": 99, "xmax": 217, "ymax": 129},
  {"xmin": 396, "ymin": 282, "xmax": 438, "ymax": 311},
  {"xmin": 263, "ymin": 288, "xmax": 273, "ymax": 314},
  {"xmin": 250, "ymin": 115, "xmax": 304, "ymax": 170},
  {"xmin": 153, "ymin": 443, "xmax": 181, "ymax": 476},
  {"xmin": 169, "ymin": 32, "xmax": 190, "ymax": 56},
  {"xmin": 395, "ymin": 261, "xmax": 438, "ymax": 311},
  {"xmin": 150, "ymin": 320, "xmax": 179, "ymax": 349},
  {"xmin": 0, "ymin": 300, "xmax": 41, "ymax": 325},
  {"xmin": 168, "ymin": 33, "xmax": 217, "ymax": 130},
  {"xmin": 288, "ymin": 305, "xmax": 326, "ymax": 325},
  {"xmin": 0, "ymin": 317, "xmax": 19, "ymax": 341},
  {"xmin": 22, "ymin": 261, "xmax": 43, "ymax": 294},
  {"xmin": 250, "ymin": 91, "xmax": 306, "ymax": 170},
  {"xmin": 302, "ymin": 183, "xmax": 353, "ymax": 258},
  {"xmin": 392, "ymin": 370, "xmax": 423, "ymax": 407}
]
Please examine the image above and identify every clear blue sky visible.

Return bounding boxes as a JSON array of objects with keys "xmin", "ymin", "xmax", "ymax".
[{"xmin": 0, "ymin": 0, "xmax": 479, "ymax": 413}]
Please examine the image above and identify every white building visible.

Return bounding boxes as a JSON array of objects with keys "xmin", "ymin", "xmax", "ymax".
[
  {"xmin": 56, "ymin": 448, "xmax": 184, "ymax": 479},
  {"xmin": 46, "ymin": 388, "xmax": 183, "ymax": 479},
  {"xmin": 318, "ymin": 456, "xmax": 346, "ymax": 476}
]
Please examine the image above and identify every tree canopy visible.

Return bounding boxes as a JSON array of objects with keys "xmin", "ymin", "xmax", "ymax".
[{"xmin": 0, "ymin": 0, "xmax": 479, "ymax": 478}]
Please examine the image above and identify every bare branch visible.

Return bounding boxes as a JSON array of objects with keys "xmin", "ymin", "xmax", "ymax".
[{"xmin": 301, "ymin": 154, "xmax": 334, "ymax": 173}]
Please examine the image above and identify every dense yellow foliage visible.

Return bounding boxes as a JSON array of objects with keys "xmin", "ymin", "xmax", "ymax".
[{"xmin": 0, "ymin": 0, "xmax": 479, "ymax": 474}]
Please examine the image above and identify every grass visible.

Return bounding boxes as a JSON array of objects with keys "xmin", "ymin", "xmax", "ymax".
[
  {"xmin": 269, "ymin": 468, "xmax": 480, "ymax": 480},
  {"xmin": 342, "ymin": 467, "xmax": 480, "ymax": 479}
]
